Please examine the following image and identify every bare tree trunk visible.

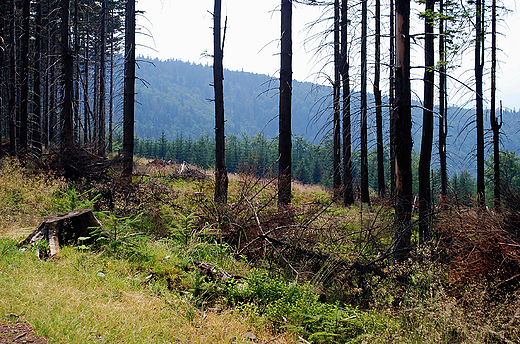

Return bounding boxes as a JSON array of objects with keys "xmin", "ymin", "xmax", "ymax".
[
  {"xmin": 333, "ymin": 0, "xmax": 342, "ymax": 199},
  {"xmin": 0, "ymin": 0, "xmax": 4, "ymax": 158},
  {"xmin": 393, "ymin": 0, "xmax": 413, "ymax": 263},
  {"xmin": 213, "ymin": 0, "xmax": 228, "ymax": 204},
  {"xmin": 8, "ymin": 0, "xmax": 17, "ymax": 156},
  {"xmin": 490, "ymin": 0, "xmax": 501, "ymax": 211},
  {"xmin": 108, "ymin": 19, "xmax": 114, "ymax": 153},
  {"xmin": 93, "ymin": 42, "xmax": 99, "ymax": 148},
  {"xmin": 360, "ymin": 0, "xmax": 370, "ymax": 205},
  {"xmin": 49, "ymin": 44, "xmax": 56, "ymax": 147},
  {"xmin": 73, "ymin": 0, "xmax": 80, "ymax": 143},
  {"xmin": 83, "ymin": 9, "xmax": 90, "ymax": 145},
  {"xmin": 439, "ymin": 0, "xmax": 448, "ymax": 199},
  {"xmin": 123, "ymin": 0, "xmax": 136, "ymax": 177},
  {"xmin": 61, "ymin": 0, "xmax": 74, "ymax": 152},
  {"xmin": 375, "ymin": 0, "xmax": 385, "ymax": 197},
  {"xmin": 475, "ymin": 0, "xmax": 485, "ymax": 207},
  {"xmin": 33, "ymin": 0, "xmax": 43, "ymax": 157},
  {"xmin": 418, "ymin": 0, "xmax": 434, "ymax": 243},
  {"xmin": 98, "ymin": 0, "xmax": 107, "ymax": 157},
  {"xmin": 20, "ymin": 0, "xmax": 30, "ymax": 154},
  {"xmin": 341, "ymin": 0, "xmax": 353, "ymax": 206},
  {"xmin": 389, "ymin": 0, "xmax": 396, "ymax": 197},
  {"xmin": 278, "ymin": 0, "xmax": 292, "ymax": 208}
]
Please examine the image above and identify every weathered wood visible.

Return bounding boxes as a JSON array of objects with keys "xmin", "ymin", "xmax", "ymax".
[{"xmin": 18, "ymin": 209, "xmax": 102, "ymax": 256}]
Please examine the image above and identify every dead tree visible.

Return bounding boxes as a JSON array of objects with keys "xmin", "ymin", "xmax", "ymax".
[
  {"xmin": 213, "ymin": 0, "xmax": 228, "ymax": 204},
  {"xmin": 278, "ymin": 0, "xmax": 293, "ymax": 209}
]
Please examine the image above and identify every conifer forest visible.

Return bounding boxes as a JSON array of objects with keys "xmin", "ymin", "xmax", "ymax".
[{"xmin": 1, "ymin": 0, "xmax": 520, "ymax": 343}]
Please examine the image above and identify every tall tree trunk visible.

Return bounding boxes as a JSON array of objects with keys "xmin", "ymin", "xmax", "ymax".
[
  {"xmin": 418, "ymin": 0, "xmax": 435, "ymax": 243},
  {"xmin": 213, "ymin": 0, "xmax": 228, "ymax": 204},
  {"xmin": 439, "ymin": 0, "xmax": 448, "ymax": 199},
  {"xmin": 73, "ymin": 0, "xmax": 79, "ymax": 143},
  {"xmin": 33, "ymin": 0, "xmax": 43, "ymax": 157},
  {"xmin": 475, "ymin": 0, "xmax": 485, "ymax": 207},
  {"xmin": 360, "ymin": 0, "xmax": 370, "ymax": 204},
  {"xmin": 278, "ymin": 0, "xmax": 292, "ymax": 208},
  {"xmin": 48, "ymin": 39, "xmax": 54, "ymax": 146},
  {"xmin": 375, "ymin": 0, "xmax": 385, "ymax": 197},
  {"xmin": 60, "ymin": 0, "xmax": 74, "ymax": 152},
  {"xmin": 98, "ymin": 0, "xmax": 107, "ymax": 157},
  {"xmin": 93, "ymin": 42, "xmax": 99, "ymax": 148},
  {"xmin": 83, "ymin": 9, "xmax": 90, "ymax": 145},
  {"xmin": 333, "ymin": 0, "xmax": 342, "ymax": 199},
  {"xmin": 393, "ymin": 0, "xmax": 412, "ymax": 263},
  {"xmin": 8, "ymin": 0, "xmax": 17, "ymax": 156},
  {"xmin": 0, "ymin": 0, "xmax": 4, "ymax": 158},
  {"xmin": 123, "ymin": 0, "xmax": 136, "ymax": 177},
  {"xmin": 20, "ymin": 0, "xmax": 30, "ymax": 154},
  {"xmin": 108, "ymin": 24, "xmax": 114, "ymax": 153},
  {"xmin": 341, "ymin": 0, "xmax": 354, "ymax": 206},
  {"xmin": 389, "ymin": 0, "xmax": 396, "ymax": 197},
  {"xmin": 490, "ymin": 0, "xmax": 501, "ymax": 211}
]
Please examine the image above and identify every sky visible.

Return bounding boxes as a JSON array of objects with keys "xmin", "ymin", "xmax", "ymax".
[{"xmin": 136, "ymin": 0, "xmax": 520, "ymax": 110}]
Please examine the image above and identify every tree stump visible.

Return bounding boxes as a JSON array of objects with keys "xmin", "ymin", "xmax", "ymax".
[{"xmin": 17, "ymin": 209, "xmax": 102, "ymax": 257}]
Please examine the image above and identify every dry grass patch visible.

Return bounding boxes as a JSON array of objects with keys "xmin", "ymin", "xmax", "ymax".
[{"xmin": 0, "ymin": 159, "xmax": 66, "ymax": 239}]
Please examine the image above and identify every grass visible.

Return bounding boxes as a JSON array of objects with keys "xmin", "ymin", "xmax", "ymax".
[
  {"xmin": 0, "ymin": 241, "xmax": 294, "ymax": 343},
  {"xmin": 1, "ymin": 158, "xmax": 520, "ymax": 343}
]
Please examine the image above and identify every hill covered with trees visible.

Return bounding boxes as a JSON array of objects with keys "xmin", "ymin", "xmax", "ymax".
[
  {"xmin": 135, "ymin": 58, "xmax": 330, "ymax": 142},
  {"xmin": 135, "ymin": 58, "xmax": 520, "ymax": 174}
]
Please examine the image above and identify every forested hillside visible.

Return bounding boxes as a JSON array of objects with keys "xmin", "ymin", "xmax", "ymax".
[
  {"xmin": 135, "ymin": 58, "xmax": 520, "ymax": 173},
  {"xmin": 135, "ymin": 58, "xmax": 330, "ymax": 141}
]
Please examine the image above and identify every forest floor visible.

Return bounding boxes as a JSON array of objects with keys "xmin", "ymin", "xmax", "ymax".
[{"xmin": 1, "ymin": 156, "xmax": 520, "ymax": 343}]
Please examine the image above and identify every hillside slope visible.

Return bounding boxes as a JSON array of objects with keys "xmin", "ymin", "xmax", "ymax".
[{"xmin": 134, "ymin": 58, "xmax": 520, "ymax": 172}]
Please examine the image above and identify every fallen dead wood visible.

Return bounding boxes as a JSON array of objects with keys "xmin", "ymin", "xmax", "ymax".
[
  {"xmin": 17, "ymin": 209, "xmax": 102, "ymax": 257},
  {"xmin": 259, "ymin": 234, "xmax": 386, "ymax": 278}
]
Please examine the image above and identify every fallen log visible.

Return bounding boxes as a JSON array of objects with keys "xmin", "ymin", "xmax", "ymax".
[{"xmin": 17, "ymin": 209, "xmax": 102, "ymax": 257}]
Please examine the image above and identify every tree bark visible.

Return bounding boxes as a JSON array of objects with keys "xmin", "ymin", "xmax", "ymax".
[
  {"xmin": 278, "ymin": 0, "xmax": 292, "ymax": 209},
  {"xmin": 61, "ymin": 0, "xmax": 74, "ymax": 152},
  {"xmin": 490, "ymin": 0, "xmax": 501, "ymax": 212},
  {"xmin": 375, "ymin": 0, "xmax": 385, "ymax": 197},
  {"xmin": 475, "ymin": 0, "xmax": 485, "ymax": 207},
  {"xmin": 439, "ymin": 0, "xmax": 448, "ymax": 199},
  {"xmin": 341, "ymin": 0, "xmax": 354, "ymax": 206},
  {"xmin": 8, "ymin": 0, "xmax": 17, "ymax": 157},
  {"xmin": 108, "ymin": 17, "xmax": 114, "ymax": 153},
  {"xmin": 418, "ymin": 0, "xmax": 435, "ymax": 243},
  {"xmin": 98, "ymin": 0, "xmax": 107, "ymax": 157},
  {"xmin": 33, "ymin": 0, "xmax": 43, "ymax": 157},
  {"xmin": 360, "ymin": 0, "xmax": 370, "ymax": 205},
  {"xmin": 0, "ymin": 1, "xmax": 3, "ymax": 159},
  {"xmin": 389, "ymin": 0, "xmax": 396, "ymax": 198},
  {"xmin": 123, "ymin": 0, "xmax": 136, "ymax": 177},
  {"xmin": 393, "ymin": 0, "xmax": 413, "ymax": 263},
  {"xmin": 83, "ymin": 8, "xmax": 90, "ymax": 145},
  {"xmin": 333, "ymin": 0, "xmax": 342, "ymax": 199},
  {"xmin": 20, "ymin": 0, "xmax": 30, "ymax": 154},
  {"xmin": 214, "ymin": 0, "xmax": 228, "ymax": 204}
]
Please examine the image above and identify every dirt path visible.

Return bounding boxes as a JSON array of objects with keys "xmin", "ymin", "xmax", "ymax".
[{"xmin": 0, "ymin": 320, "xmax": 47, "ymax": 344}]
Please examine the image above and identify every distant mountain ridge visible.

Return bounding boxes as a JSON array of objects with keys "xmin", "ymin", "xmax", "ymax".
[
  {"xmin": 135, "ymin": 58, "xmax": 330, "ymax": 143},
  {"xmin": 134, "ymin": 58, "xmax": 520, "ymax": 172}
]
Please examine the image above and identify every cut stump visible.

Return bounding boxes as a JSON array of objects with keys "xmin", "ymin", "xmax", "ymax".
[{"xmin": 17, "ymin": 209, "xmax": 102, "ymax": 256}]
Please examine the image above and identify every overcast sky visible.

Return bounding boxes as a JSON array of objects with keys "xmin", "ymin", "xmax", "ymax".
[{"xmin": 136, "ymin": 0, "xmax": 520, "ymax": 110}]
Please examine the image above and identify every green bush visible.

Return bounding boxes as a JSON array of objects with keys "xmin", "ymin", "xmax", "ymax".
[{"xmin": 223, "ymin": 270, "xmax": 384, "ymax": 343}]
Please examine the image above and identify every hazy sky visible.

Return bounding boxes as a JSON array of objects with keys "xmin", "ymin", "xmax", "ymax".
[{"xmin": 136, "ymin": 0, "xmax": 520, "ymax": 110}]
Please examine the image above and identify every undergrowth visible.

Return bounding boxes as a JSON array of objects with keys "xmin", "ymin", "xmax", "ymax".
[{"xmin": 1, "ymin": 158, "xmax": 520, "ymax": 343}]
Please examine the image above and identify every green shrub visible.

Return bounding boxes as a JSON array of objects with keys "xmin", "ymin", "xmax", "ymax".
[{"xmin": 223, "ymin": 270, "xmax": 384, "ymax": 343}]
